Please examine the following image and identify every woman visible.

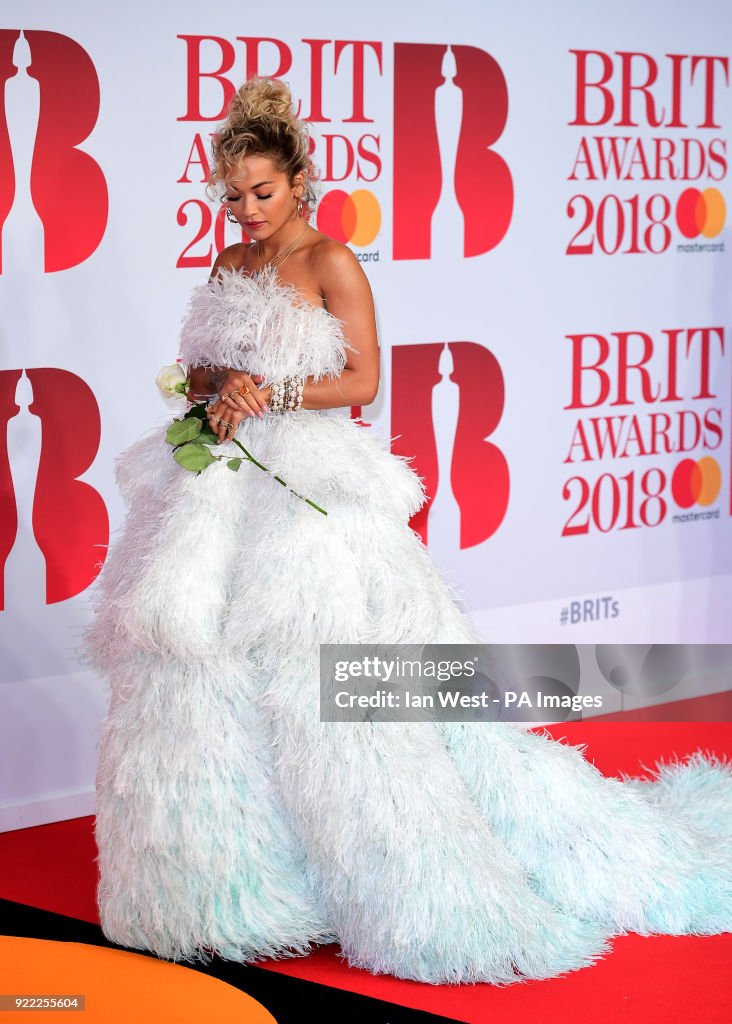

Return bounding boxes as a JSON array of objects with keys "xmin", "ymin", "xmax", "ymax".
[{"xmin": 82, "ymin": 76, "xmax": 732, "ymax": 986}]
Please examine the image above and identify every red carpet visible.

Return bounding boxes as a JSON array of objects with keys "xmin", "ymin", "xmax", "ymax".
[{"xmin": 1, "ymin": 697, "xmax": 730, "ymax": 1023}]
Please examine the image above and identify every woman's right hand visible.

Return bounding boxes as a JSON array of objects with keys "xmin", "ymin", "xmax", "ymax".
[
  {"xmin": 206, "ymin": 372, "xmax": 272, "ymax": 443},
  {"xmin": 218, "ymin": 371, "xmax": 270, "ymax": 414}
]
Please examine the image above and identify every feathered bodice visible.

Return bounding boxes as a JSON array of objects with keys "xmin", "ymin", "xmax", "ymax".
[
  {"xmin": 178, "ymin": 263, "xmax": 358, "ymax": 385},
  {"xmin": 161, "ymin": 262, "xmax": 426, "ymax": 523}
]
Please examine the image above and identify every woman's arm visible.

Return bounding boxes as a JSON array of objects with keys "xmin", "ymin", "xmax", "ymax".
[{"xmin": 303, "ymin": 242, "xmax": 380, "ymax": 409}]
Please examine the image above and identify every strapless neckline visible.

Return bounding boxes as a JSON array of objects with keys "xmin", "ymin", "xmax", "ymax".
[{"xmin": 212, "ymin": 262, "xmax": 331, "ymax": 320}]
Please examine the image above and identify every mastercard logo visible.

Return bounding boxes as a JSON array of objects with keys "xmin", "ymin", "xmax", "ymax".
[
  {"xmin": 671, "ymin": 456, "xmax": 721, "ymax": 508},
  {"xmin": 676, "ymin": 187, "xmax": 726, "ymax": 239},
  {"xmin": 316, "ymin": 189, "xmax": 381, "ymax": 247}
]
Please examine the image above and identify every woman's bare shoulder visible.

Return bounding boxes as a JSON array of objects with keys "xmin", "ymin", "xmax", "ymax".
[
  {"xmin": 211, "ymin": 242, "xmax": 250, "ymax": 276},
  {"xmin": 308, "ymin": 232, "xmax": 368, "ymax": 291}
]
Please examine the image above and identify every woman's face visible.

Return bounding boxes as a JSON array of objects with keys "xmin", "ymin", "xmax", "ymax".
[{"xmin": 222, "ymin": 153, "xmax": 303, "ymax": 237}]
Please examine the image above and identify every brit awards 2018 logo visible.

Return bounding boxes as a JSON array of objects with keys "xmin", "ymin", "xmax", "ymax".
[
  {"xmin": 562, "ymin": 326, "xmax": 725, "ymax": 535},
  {"xmin": 566, "ymin": 50, "xmax": 729, "ymax": 256},
  {"xmin": 0, "ymin": 29, "xmax": 108, "ymax": 272},
  {"xmin": 176, "ymin": 36, "xmax": 386, "ymax": 265}
]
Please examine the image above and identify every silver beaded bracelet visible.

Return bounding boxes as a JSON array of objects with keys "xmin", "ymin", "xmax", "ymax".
[{"xmin": 269, "ymin": 375, "xmax": 305, "ymax": 413}]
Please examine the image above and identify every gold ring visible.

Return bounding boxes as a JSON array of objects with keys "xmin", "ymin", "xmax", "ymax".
[{"xmin": 238, "ymin": 386, "xmax": 250, "ymax": 397}]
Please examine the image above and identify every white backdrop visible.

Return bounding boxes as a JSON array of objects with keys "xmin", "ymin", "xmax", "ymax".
[{"xmin": 1, "ymin": 0, "xmax": 731, "ymax": 829}]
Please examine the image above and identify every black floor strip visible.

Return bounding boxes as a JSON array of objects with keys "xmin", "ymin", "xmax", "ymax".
[{"xmin": 0, "ymin": 899, "xmax": 469, "ymax": 1024}]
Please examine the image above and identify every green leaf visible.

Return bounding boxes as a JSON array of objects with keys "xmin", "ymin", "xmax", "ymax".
[
  {"xmin": 199, "ymin": 425, "xmax": 219, "ymax": 442},
  {"xmin": 227, "ymin": 459, "xmax": 242, "ymax": 471},
  {"xmin": 166, "ymin": 418, "xmax": 202, "ymax": 445},
  {"xmin": 173, "ymin": 442, "xmax": 217, "ymax": 471},
  {"xmin": 185, "ymin": 403, "xmax": 209, "ymax": 421}
]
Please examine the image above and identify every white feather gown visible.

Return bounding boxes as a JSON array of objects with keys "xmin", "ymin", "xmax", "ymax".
[{"xmin": 81, "ymin": 265, "xmax": 732, "ymax": 985}]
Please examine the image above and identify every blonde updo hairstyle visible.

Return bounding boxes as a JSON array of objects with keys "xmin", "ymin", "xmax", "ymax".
[{"xmin": 208, "ymin": 76, "xmax": 319, "ymax": 213}]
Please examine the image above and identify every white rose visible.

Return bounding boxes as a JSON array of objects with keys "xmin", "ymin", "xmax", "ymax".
[{"xmin": 156, "ymin": 362, "xmax": 188, "ymax": 399}]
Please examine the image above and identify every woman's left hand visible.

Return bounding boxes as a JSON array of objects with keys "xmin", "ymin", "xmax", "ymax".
[{"xmin": 206, "ymin": 371, "xmax": 271, "ymax": 443}]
